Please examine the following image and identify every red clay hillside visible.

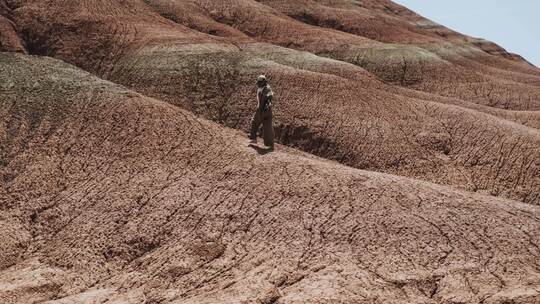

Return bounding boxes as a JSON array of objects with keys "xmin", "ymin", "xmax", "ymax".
[{"xmin": 1, "ymin": 1, "xmax": 539, "ymax": 303}]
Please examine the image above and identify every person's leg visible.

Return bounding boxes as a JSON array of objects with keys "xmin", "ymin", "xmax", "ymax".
[
  {"xmin": 249, "ymin": 110, "xmax": 262, "ymax": 140},
  {"xmin": 262, "ymin": 110, "xmax": 274, "ymax": 148}
]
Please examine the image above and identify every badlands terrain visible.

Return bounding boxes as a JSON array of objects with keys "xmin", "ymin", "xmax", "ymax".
[{"xmin": 0, "ymin": 0, "xmax": 539, "ymax": 303}]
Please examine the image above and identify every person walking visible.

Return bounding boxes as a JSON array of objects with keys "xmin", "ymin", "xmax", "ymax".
[{"xmin": 249, "ymin": 75, "xmax": 275, "ymax": 150}]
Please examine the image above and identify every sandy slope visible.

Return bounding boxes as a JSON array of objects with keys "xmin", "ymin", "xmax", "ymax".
[
  {"xmin": 1, "ymin": 0, "xmax": 538, "ymax": 204},
  {"xmin": 1, "ymin": 52, "xmax": 540, "ymax": 304},
  {"xmin": 1, "ymin": 1, "xmax": 540, "ymax": 302}
]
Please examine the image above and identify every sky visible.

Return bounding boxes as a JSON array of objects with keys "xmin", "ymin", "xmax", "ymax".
[{"xmin": 393, "ymin": 0, "xmax": 540, "ymax": 67}]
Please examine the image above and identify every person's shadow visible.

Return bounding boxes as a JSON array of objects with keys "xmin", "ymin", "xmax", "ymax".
[{"xmin": 248, "ymin": 143, "xmax": 274, "ymax": 155}]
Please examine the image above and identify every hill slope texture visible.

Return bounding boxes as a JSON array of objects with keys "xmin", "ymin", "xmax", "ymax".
[
  {"xmin": 2, "ymin": 0, "xmax": 539, "ymax": 204},
  {"xmin": 1, "ymin": 1, "xmax": 540, "ymax": 303}
]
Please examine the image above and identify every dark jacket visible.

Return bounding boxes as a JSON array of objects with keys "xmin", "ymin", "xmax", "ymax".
[{"xmin": 257, "ymin": 84, "xmax": 273, "ymax": 111}]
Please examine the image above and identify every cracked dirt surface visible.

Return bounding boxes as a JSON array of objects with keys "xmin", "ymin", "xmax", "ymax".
[
  {"xmin": 1, "ymin": 1, "xmax": 540, "ymax": 303},
  {"xmin": 1, "ymin": 52, "xmax": 540, "ymax": 304},
  {"xmin": 1, "ymin": 0, "xmax": 539, "ymax": 204}
]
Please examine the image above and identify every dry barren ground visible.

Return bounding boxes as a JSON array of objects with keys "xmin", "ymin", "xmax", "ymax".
[
  {"xmin": 1, "ymin": 0, "xmax": 540, "ymax": 303},
  {"xmin": 2, "ymin": 0, "xmax": 538, "ymax": 204},
  {"xmin": 1, "ymin": 52, "xmax": 540, "ymax": 304}
]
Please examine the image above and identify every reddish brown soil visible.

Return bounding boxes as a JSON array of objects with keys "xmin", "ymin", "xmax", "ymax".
[
  {"xmin": 3, "ymin": 0, "xmax": 538, "ymax": 204},
  {"xmin": 0, "ymin": 1, "xmax": 25, "ymax": 52},
  {"xmin": 1, "ymin": 1, "xmax": 540, "ymax": 303},
  {"xmin": 2, "ymin": 52, "xmax": 540, "ymax": 304}
]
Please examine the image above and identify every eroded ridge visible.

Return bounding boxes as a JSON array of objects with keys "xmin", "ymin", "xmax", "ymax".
[
  {"xmin": 1, "ymin": 52, "xmax": 540, "ymax": 304},
  {"xmin": 2, "ymin": 0, "xmax": 539, "ymax": 204}
]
